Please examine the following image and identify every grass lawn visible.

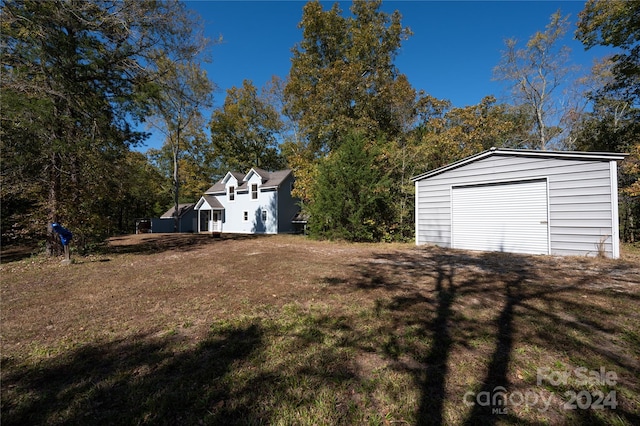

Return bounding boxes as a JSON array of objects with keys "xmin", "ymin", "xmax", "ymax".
[{"xmin": 1, "ymin": 234, "xmax": 639, "ymax": 425}]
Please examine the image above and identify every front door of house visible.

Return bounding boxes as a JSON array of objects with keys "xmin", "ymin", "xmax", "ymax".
[
  {"xmin": 200, "ymin": 210, "xmax": 211, "ymax": 232},
  {"xmin": 212, "ymin": 211, "xmax": 220, "ymax": 231}
]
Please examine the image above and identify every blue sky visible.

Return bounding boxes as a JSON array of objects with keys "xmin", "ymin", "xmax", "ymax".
[{"xmin": 140, "ymin": 1, "xmax": 616, "ymax": 151}]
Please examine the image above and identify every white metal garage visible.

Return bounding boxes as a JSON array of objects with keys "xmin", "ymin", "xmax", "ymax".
[
  {"xmin": 412, "ymin": 148, "xmax": 627, "ymax": 258},
  {"xmin": 451, "ymin": 179, "xmax": 549, "ymax": 255}
]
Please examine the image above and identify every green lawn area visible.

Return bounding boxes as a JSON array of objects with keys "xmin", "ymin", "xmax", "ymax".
[{"xmin": 1, "ymin": 234, "xmax": 639, "ymax": 425}]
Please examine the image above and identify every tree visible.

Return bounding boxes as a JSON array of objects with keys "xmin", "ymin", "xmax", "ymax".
[
  {"xmin": 147, "ymin": 120, "xmax": 221, "ymax": 209},
  {"xmin": 494, "ymin": 10, "xmax": 577, "ymax": 149},
  {"xmin": 411, "ymin": 96, "xmax": 532, "ymax": 172},
  {"xmin": 576, "ymin": 0, "xmax": 640, "ymax": 106},
  {"xmin": 0, "ymin": 0, "xmax": 204, "ymax": 252},
  {"xmin": 308, "ymin": 132, "xmax": 392, "ymax": 242},
  {"xmin": 284, "ymin": 0, "xmax": 416, "ymax": 154},
  {"xmin": 109, "ymin": 151, "xmax": 168, "ymax": 238},
  {"xmin": 574, "ymin": 0, "xmax": 640, "ymax": 242},
  {"xmin": 572, "ymin": 58, "xmax": 637, "ymax": 152},
  {"xmin": 209, "ymin": 80, "xmax": 285, "ymax": 172},
  {"xmin": 148, "ymin": 57, "xmax": 213, "ymax": 232},
  {"xmin": 284, "ymin": 0, "xmax": 424, "ymax": 239}
]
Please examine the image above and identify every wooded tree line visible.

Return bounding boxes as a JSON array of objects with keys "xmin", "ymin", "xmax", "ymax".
[
  {"xmin": 2, "ymin": 0, "xmax": 638, "ymax": 250},
  {"xmin": 1, "ymin": 0, "xmax": 209, "ymax": 252}
]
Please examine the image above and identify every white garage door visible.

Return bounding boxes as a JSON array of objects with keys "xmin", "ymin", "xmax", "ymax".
[{"xmin": 451, "ymin": 179, "xmax": 549, "ymax": 255}]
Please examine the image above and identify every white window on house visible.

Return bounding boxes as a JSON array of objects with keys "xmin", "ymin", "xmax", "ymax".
[
  {"xmin": 251, "ymin": 183, "xmax": 258, "ymax": 200},
  {"xmin": 228, "ymin": 185, "xmax": 235, "ymax": 201},
  {"xmin": 261, "ymin": 210, "xmax": 267, "ymax": 222},
  {"xmin": 243, "ymin": 211, "xmax": 248, "ymax": 221}
]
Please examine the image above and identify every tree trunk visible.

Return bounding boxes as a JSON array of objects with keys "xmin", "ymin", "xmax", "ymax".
[
  {"xmin": 46, "ymin": 152, "xmax": 61, "ymax": 256},
  {"xmin": 173, "ymin": 131, "xmax": 180, "ymax": 233},
  {"xmin": 536, "ymin": 104, "xmax": 547, "ymax": 150}
]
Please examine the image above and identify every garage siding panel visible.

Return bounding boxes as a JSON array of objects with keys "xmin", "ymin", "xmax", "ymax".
[
  {"xmin": 416, "ymin": 183, "xmax": 451, "ymax": 247},
  {"xmin": 414, "ymin": 154, "xmax": 617, "ymax": 257}
]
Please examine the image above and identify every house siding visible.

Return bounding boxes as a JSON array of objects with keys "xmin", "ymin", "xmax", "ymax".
[
  {"xmin": 218, "ymin": 181, "xmax": 278, "ymax": 234},
  {"xmin": 151, "ymin": 210, "xmax": 196, "ymax": 233},
  {"xmin": 415, "ymin": 153, "xmax": 620, "ymax": 258}
]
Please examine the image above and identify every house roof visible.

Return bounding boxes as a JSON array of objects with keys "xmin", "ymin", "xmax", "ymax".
[
  {"xmin": 203, "ymin": 195, "xmax": 225, "ymax": 209},
  {"xmin": 260, "ymin": 169, "xmax": 292, "ymax": 189},
  {"xmin": 205, "ymin": 172, "xmax": 248, "ymax": 194},
  {"xmin": 411, "ymin": 148, "xmax": 628, "ymax": 182},
  {"xmin": 204, "ymin": 181, "xmax": 226, "ymax": 194},
  {"xmin": 248, "ymin": 167, "xmax": 270, "ymax": 180},
  {"xmin": 230, "ymin": 171, "xmax": 245, "ymax": 182},
  {"xmin": 160, "ymin": 203, "xmax": 195, "ymax": 219},
  {"xmin": 195, "ymin": 195, "xmax": 225, "ymax": 210},
  {"xmin": 204, "ymin": 169, "xmax": 293, "ymax": 194}
]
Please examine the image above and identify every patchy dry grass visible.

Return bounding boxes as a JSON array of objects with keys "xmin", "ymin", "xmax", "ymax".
[{"xmin": 1, "ymin": 234, "xmax": 639, "ymax": 425}]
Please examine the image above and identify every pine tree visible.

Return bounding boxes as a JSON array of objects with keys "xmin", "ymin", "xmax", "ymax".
[{"xmin": 308, "ymin": 133, "xmax": 392, "ymax": 242}]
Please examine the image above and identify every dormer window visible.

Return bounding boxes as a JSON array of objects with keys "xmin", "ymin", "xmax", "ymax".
[
  {"xmin": 251, "ymin": 183, "xmax": 258, "ymax": 200},
  {"xmin": 228, "ymin": 185, "xmax": 235, "ymax": 201}
]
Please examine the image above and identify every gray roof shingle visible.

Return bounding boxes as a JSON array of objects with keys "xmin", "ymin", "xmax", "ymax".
[
  {"xmin": 161, "ymin": 203, "xmax": 195, "ymax": 218},
  {"xmin": 204, "ymin": 169, "xmax": 292, "ymax": 194},
  {"xmin": 261, "ymin": 169, "xmax": 292, "ymax": 188},
  {"xmin": 202, "ymin": 195, "xmax": 224, "ymax": 209}
]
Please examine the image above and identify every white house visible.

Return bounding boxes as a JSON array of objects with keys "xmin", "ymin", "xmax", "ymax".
[
  {"xmin": 412, "ymin": 148, "xmax": 627, "ymax": 258},
  {"xmin": 194, "ymin": 168, "xmax": 300, "ymax": 234}
]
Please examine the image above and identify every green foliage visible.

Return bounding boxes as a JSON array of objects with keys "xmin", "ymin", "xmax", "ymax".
[
  {"xmin": 67, "ymin": 151, "xmax": 168, "ymax": 248},
  {"xmin": 148, "ymin": 56, "xmax": 213, "ymax": 231},
  {"xmin": 410, "ymin": 96, "xmax": 532, "ymax": 171},
  {"xmin": 147, "ymin": 124, "xmax": 221, "ymax": 208},
  {"xmin": 574, "ymin": 1, "xmax": 640, "ymax": 243},
  {"xmin": 285, "ymin": 0, "xmax": 417, "ymax": 154},
  {"xmin": 210, "ymin": 80, "xmax": 285, "ymax": 172},
  {"xmin": 577, "ymin": 0, "xmax": 640, "ymax": 105},
  {"xmin": 308, "ymin": 133, "xmax": 392, "ymax": 242},
  {"xmin": 284, "ymin": 1, "xmax": 544, "ymax": 242},
  {"xmin": 11, "ymin": 0, "xmax": 637, "ymax": 249},
  {"xmin": 284, "ymin": 0, "xmax": 430, "ymax": 241},
  {"xmin": 0, "ymin": 0, "xmax": 205, "ymax": 251}
]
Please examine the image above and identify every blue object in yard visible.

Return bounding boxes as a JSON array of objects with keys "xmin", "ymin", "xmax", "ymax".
[{"xmin": 52, "ymin": 223, "xmax": 73, "ymax": 246}]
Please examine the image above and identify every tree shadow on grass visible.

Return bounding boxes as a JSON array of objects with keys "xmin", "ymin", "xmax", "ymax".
[
  {"xmin": 98, "ymin": 233, "xmax": 265, "ymax": 257},
  {"xmin": 1, "ymin": 323, "xmax": 264, "ymax": 425},
  {"xmin": 328, "ymin": 247, "xmax": 640, "ymax": 425},
  {"xmin": 2, "ymin": 312, "xmax": 371, "ymax": 426},
  {"xmin": 1, "ymin": 313, "xmax": 376, "ymax": 426},
  {"xmin": 0, "ymin": 243, "xmax": 41, "ymax": 263},
  {"xmin": 1, "ymin": 233, "xmax": 270, "ymax": 264},
  {"xmin": 3, "ymin": 246, "xmax": 639, "ymax": 425},
  {"xmin": 320, "ymin": 248, "xmax": 535, "ymax": 424},
  {"xmin": 392, "ymin": 250, "xmax": 534, "ymax": 426}
]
